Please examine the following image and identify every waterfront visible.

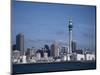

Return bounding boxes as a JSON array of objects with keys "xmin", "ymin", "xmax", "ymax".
[
  {"xmin": 12, "ymin": 61, "xmax": 96, "ymax": 74},
  {"xmin": 12, "ymin": 1, "xmax": 96, "ymax": 74}
]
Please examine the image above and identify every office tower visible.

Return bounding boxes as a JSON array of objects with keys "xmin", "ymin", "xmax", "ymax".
[
  {"xmin": 16, "ymin": 33, "xmax": 24, "ymax": 55},
  {"xmin": 68, "ymin": 19, "xmax": 73, "ymax": 54},
  {"xmin": 71, "ymin": 40, "xmax": 77, "ymax": 53},
  {"xmin": 51, "ymin": 43, "xmax": 60, "ymax": 57},
  {"xmin": 44, "ymin": 44, "xmax": 49, "ymax": 50},
  {"xmin": 61, "ymin": 46, "xmax": 68, "ymax": 54},
  {"xmin": 44, "ymin": 44, "xmax": 50, "ymax": 57}
]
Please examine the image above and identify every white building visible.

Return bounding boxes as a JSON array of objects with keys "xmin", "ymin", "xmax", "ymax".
[
  {"xmin": 85, "ymin": 53, "xmax": 95, "ymax": 61},
  {"xmin": 44, "ymin": 52, "xmax": 48, "ymax": 59},
  {"xmin": 21, "ymin": 55, "xmax": 27, "ymax": 63},
  {"xmin": 61, "ymin": 55, "xmax": 67, "ymax": 61},
  {"xmin": 30, "ymin": 56, "xmax": 36, "ymax": 63},
  {"xmin": 36, "ymin": 52, "xmax": 41, "ymax": 60},
  {"xmin": 76, "ymin": 54, "xmax": 85, "ymax": 61},
  {"xmin": 66, "ymin": 53, "xmax": 71, "ymax": 61},
  {"xmin": 66, "ymin": 53, "xmax": 85, "ymax": 61},
  {"xmin": 55, "ymin": 58, "xmax": 61, "ymax": 62},
  {"xmin": 12, "ymin": 50, "xmax": 20, "ymax": 63}
]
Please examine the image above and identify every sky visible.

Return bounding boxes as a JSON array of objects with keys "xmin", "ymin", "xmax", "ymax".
[{"xmin": 12, "ymin": 1, "xmax": 96, "ymax": 51}]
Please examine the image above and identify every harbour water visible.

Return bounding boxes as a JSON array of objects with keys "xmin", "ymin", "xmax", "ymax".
[{"xmin": 12, "ymin": 61, "xmax": 96, "ymax": 74}]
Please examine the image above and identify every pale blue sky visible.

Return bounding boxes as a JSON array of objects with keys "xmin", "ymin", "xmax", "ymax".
[{"xmin": 12, "ymin": 1, "xmax": 96, "ymax": 50}]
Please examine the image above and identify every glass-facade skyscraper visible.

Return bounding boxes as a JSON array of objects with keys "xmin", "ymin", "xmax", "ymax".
[{"xmin": 16, "ymin": 33, "xmax": 24, "ymax": 55}]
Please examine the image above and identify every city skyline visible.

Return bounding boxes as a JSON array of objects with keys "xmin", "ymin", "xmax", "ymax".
[{"xmin": 12, "ymin": 1, "xmax": 96, "ymax": 51}]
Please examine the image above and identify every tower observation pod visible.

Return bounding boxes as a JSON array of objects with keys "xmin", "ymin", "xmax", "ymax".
[{"xmin": 68, "ymin": 19, "xmax": 73, "ymax": 54}]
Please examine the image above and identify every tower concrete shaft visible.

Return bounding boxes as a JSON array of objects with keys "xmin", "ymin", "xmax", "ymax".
[
  {"xmin": 68, "ymin": 20, "xmax": 73, "ymax": 54},
  {"xmin": 69, "ymin": 30, "xmax": 72, "ymax": 54}
]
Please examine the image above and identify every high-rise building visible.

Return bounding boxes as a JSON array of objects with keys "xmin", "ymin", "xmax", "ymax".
[
  {"xmin": 44, "ymin": 44, "xmax": 50, "ymax": 57},
  {"xmin": 71, "ymin": 40, "xmax": 77, "ymax": 53},
  {"xmin": 50, "ymin": 43, "xmax": 60, "ymax": 57},
  {"xmin": 16, "ymin": 33, "xmax": 24, "ymax": 55},
  {"xmin": 61, "ymin": 46, "xmax": 68, "ymax": 54}
]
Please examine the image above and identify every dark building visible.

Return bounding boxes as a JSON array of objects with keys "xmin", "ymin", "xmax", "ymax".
[
  {"xmin": 46, "ymin": 50, "xmax": 50, "ymax": 57},
  {"xmin": 75, "ymin": 50, "xmax": 83, "ymax": 54},
  {"xmin": 50, "ymin": 44, "xmax": 55, "ymax": 57},
  {"xmin": 44, "ymin": 44, "xmax": 49, "ymax": 50},
  {"xmin": 61, "ymin": 46, "xmax": 68, "ymax": 54},
  {"xmin": 16, "ymin": 33, "xmax": 24, "ymax": 55},
  {"xmin": 26, "ymin": 48, "xmax": 31, "ymax": 56},
  {"xmin": 44, "ymin": 44, "xmax": 50, "ymax": 57},
  {"xmin": 12, "ymin": 44, "xmax": 16, "ymax": 50},
  {"xmin": 71, "ymin": 41, "xmax": 77, "ymax": 53}
]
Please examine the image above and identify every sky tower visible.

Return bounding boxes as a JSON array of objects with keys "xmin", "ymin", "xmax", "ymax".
[{"xmin": 68, "ymin": 19, "xmax": 73, "ymax": 54}]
